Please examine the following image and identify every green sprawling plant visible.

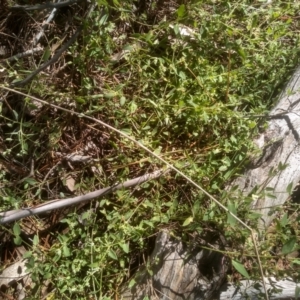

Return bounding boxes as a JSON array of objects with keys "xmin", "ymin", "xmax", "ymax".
[{"xmin": 1, "ymin": 0, "xmax": 300, "ymax": 298}]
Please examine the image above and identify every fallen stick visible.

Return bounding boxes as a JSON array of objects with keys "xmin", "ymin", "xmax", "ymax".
[
  {"xmin": 32, "ymin": 0, "xmax": 62, "ymax": 46},
  {"xmin": 0, "ymin": 168, "xmax": 169, "ymax": 224},
  {"xmin": 10, "ymin": 0, "xmax": 83, "ymax": 11},
  {"xmin": 10, "ymin": 26, "xmax": 82, "ymax": 87},
  {"xmin": 5, "ymin": 47, "xmax": 43, "ymax": 62}
]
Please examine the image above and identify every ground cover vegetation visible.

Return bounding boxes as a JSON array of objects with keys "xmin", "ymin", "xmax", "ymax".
[{"xmin": 1, "ymin": 0, "xmax": 300, "ymax": 298}]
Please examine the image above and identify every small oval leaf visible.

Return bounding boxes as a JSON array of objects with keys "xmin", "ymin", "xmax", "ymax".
[
  {"xmin": 14, "ymin": 235, "xmax": 22, "ymax": 246},
  {"xmin": 286, "ymin": 182, "xmax": 293, "ymax": 195},
  {"xmin": 282, "ymin": 237, "xmax": 297, "ymax": 255},
  {"xmin": 108, "ymin": 249, "xmax": 118, "ymax": 260},
  {"xmin": 120, "ymin": 243, "xmax": 129, "ymax": 254},
  {"xmin": 13, "ymin": 223, "xmax": 21, "ymax": 236},
  {"xmin": 183, "ymin": 216, "xmax": 193, "ymax": 227},
  {"xmin": 232, "ymin": 259, "xmax": 250, "ymax": 279},
  {"xmin": 33, "ymin": 235, "xmax": 39, "ymax": 246}
]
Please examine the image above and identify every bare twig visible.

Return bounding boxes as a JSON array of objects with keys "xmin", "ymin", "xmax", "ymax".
[
  {"xmin": 5, "ymin": 47, "xmax": 43, "ymax": 62},
  {"xmin": 9, "ymin": 1, "xmax": 97, "ymax": 87},
  {"xmin": 10, "ymin": 0, "xmax": 83, "ymax": 11},
  {"xmin": 0, "ymin": 169, "xmax": 168, "ymax": 224},
  {"xmin": 33, "ymin": 0, "xmax": 62, "ymax": 46},
  {"xmin": 10, "ymin": 26, "xmax": 82, "ymax": 87}
]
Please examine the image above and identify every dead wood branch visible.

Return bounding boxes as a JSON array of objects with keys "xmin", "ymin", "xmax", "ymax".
[
  {"xmin": 230, "ymin": 65, "xmax": 300, "ymax": 229},
  {"xmin": 10, "ymin": 0, "xmax": 83, "ymax": 11},
  {"xmin": 10, "ymin": 26, "xmax": 82, "ymax": 87},
  {"xmin": 121, "ymin": 230, "xmax": 228, "ymax": 300},
  {"xmin": 5, "ymin": 47, "xmax": 43, "ymax": 62},
  {"xmin": 32, "ymin": 1, "xmax": 61, "ymax": 46},
  {"xmin": 219, "ymin": 277, "xmax": 299, "ymax": 299},
  {"xmin": 0, "ymin": 168, "xmax": 169, "ymax": 224}
]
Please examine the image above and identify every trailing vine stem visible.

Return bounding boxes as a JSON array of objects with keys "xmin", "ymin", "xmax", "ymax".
[{"xmin": 0, "ymin": 85, "xmax": 269, "ymax": 299}]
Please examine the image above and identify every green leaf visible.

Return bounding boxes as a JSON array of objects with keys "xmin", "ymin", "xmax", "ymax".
[
  {"xmin": 103, "ymin": 91, "xmax": 118, "ymax": 98},
  {"xmin": 247, "ymin": 212, "xmax": 262, "ymax": 220},
  {"xmin": 53, "ymin": 249, "xmax": 62, "ymax": 263},
  {"xmin": 282, "ymin": 237, "xmax": 297, "ymax": 255},
  {"xmin": 13, "ymin": 223, "xmax": 21, "ymax": 236},
  {"xmin": 120, "ymin": 259, "xmax": 125, "ymax": 268},
  {"xmin": 278, "ymin": 162, "xmax": 288, "ymax": 171},
  {"xmin": 224, "ymin": 170, "xmax": 233, "ymax": 180},
  {"xmin": 295, "ymin": 285, "xmax": 300, "ymax": 299},
  {"xmin": 227, "ymin": 201, "xmax": 237, "ymax": 226},
  {"xmin": 128, "ymin": 279, "xmax": 136, "ymax": 288},
  {"xmin": 265, "ymin": 193, "xmax": 276, "ymax": 199},
  {"xmin": 22, "ymin": 122, "xmax": 32, "ymax": 128},
  {"xmin": 153, "ymin": 146, "xmax": 162, "ymax": 155},
  {"xmin": 42, "ymin": 47, "xmax": 51, "ymax": 61},
  {"xmin": 232, "ymin": 260, "xmax": 250, "ymax": 279},
  {"xmin": 130, "ymin": 101, "xmax": 138, "ymax": 113},
  {"xmin": 192, "ymin": 200, "xmax": 200, "ymax": 215},
  {"xmin": 90, "ymin": 262, "xmax": 99, "ymax": 268},
  {"xmin": 112, "ymin": 0, "xmax": 120, "ymax": 7},
  {"xmin": 292, "ymin": 259, "xmax": 300, "ymax": 265},
  {"xmin": 219, "ymin": 165, "xmax": 228, "ymax": 171},
  {"xmin": 14, "ymin": 235, "xmax": 22, "ymax": 246},
  {"xmin": 265, "ymin": 187, "xmax": 274, "ymax": 191},
  {"xmin": 81, "ymin": 211, "xmax": 91, "ymax": 220},
  {"xmin": 33, "ymin": 235, "xmax": 39, "ymax": 246},
  {"xmin": 280, "ymin": 213, "xmax": 289, "ymax": 227},
  {"xmin": 99, "ymin": 13, "xmax": 108, "ymax": 26},
  {"xmin": 24, "ymin": 177, "xmax": 37, "ymax": 185},
  {"xmin": 286, "ymin": 182, "xmax": 293, "ymax": 195},
  {"xmin": 75, "ymin": 96, "xmax": 86, "ymax": 104},
  {"xmin": 120, "ymin": 96, "xmax": 126, "ymax": 106},
  {"xmin": 237, "ymin": 47, "xmax": 246, "ymax": 61},
  {"xmin": 99, "ymin": 199, "xmax": 107, "ymax": 207},
  {"xmin": 23, "ymin": 251, "xmax": 32, "ymax": 259},
  {"xmin": 43, "ymin": 272, "xmax": 52, "ymax": 279},
  {"xmin": 13, "ymin": 110, "xmax": 18, "ymax": 120},
  {"xmin": 97, "ymin": 0, "xmax": 108, "ymax": 6},
  {"xmin": 177, "ymin": 4, "xmax": 186, "ymax": 18},
  {"xmin": 248, "ymin": 121, "xmax": 256, "ymax": 129},
  {"xmin": 120, "ymin": 243, "xmax": 129, "ymax": 254},
  {"xmin": 108, "ymin": 249, "xmax": 118, "ymax": 260},
  {"xmin": 183, "ymin": 216, "xmax": 193, "ymax": 227},
  {"xmin": 121, "ymin": 128, "xmax": 132, "ymax": 135},
  {"xmin": 63, "ymin": 245, "xmax": 71, "ymax": 257}
]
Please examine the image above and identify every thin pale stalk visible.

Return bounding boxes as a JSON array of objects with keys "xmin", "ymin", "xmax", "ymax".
[{"xmin": 0, "ymin": 86, "xmax": 269, "ymax": 299}]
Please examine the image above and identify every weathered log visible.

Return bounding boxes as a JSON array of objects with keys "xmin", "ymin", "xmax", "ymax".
[
  {"xmin": 121, "ymin": 230, "xmax": 228, "ymax": 300},
  {"xmin": 231, "ymin": 65, "xmax": 300, "ymax": 229},
  {"xmin": 219, "ymin": 277, "xmax": 299, "ymax": 300},
  {"xmin": 121, "ymin": 67, "xmax": 300, "ymax": 299}
]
